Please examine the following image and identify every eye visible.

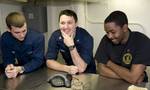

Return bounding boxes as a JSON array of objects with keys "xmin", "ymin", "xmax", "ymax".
[
  {"xmin": 15, "ymin": 32, "xmax": 20, "ymax": 34},
  {"xmin": 60, "ymin": 22, "xmax": 65, "ymax": 25},
  {"xmin": 68, "ymin": 21, "xmax": 73, "ymax": 24},
  {"xmin": 23, "ymin": 29, "xmax": 26, "ymax": 33},
  {"xmin": 111, "ymin": 31, "xmax": 115, "ymax": 34}
]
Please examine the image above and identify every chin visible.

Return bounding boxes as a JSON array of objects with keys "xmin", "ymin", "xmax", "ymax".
[
  {"xmin": 112, "ymin": 41, "xmax": 119, "ymax": 45},
  {"xmin": 18, "ymin": 39, "xmax": 25, "ymax": 41}
]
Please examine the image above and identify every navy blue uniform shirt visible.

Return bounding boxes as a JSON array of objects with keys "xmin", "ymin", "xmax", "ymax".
[
  {"xmin": 46, "ymin": 27, "xmax": 96, "ymax": 73},
  {"xmin": 1, "ymin": 30, "xmax": 45, "ymax": 73},
  {"xmin": 95, "ymin": 30, "xmax": 150, "ymax": 82}
]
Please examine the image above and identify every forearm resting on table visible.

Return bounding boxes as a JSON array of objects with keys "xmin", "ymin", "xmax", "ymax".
[
  {"xmin": 98, "ymin": 63, "xmax": 121, "ymax": 79},
  {"xmin": 107, "ymin": 60, "xmax": 146, "ymax": 84},
  {"xmin": 70, "ymin": 47, "xmax": 87, "ymax": 73},
  {"xmin": 46, "ymin": 60, "xmax": 69, "ymax": 72}
]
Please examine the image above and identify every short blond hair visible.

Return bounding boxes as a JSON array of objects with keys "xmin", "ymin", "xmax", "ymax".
[{"xmin": 6, "ymin": 12, "xmax": 26, "ymax": 29}]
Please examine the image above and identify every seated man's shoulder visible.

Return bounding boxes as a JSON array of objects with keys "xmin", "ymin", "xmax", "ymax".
[
  {"xmin": 25, "ymin": 30, "xmax": 45, "ymax": 44},
  {"xmin": 1, "ymin": 31, "xmax": 11, "ymax": 38},
  {"xmin": 132, "ymin": 31, "xmax": 149, "ymax": 39},
  {"xmin": 77, "ymin": 27, "xmax": 88, "ymax": 33},
  {"xmin": 28, "ymin": 30, "xmax": 44, "ymax": 40},
  {"xmin": 1, "ymin": 32, "xmax": 13, "ymax": 43},
  {"xmin": 76, "ymin": 27, "xmax": 92, "ymax": 38},
  {"xmin": 52, "ymin": 29, "xmax": 61, "ymax": 36},
  {"xmin": 29, "ymin": 30, "xmax": 44, "ymax": 36},
  {"xmin": 131, "ymin": 31, "xmax": 150, "ymax": 47}
]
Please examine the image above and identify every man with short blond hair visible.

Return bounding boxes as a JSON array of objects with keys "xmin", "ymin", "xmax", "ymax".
[{"xmin": 1, "ymin": 12, "xmax": 45, "ymax": 78}]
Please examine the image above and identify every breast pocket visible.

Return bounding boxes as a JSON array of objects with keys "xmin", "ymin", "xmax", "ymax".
[
  {"xmin": 58, "ymin": 43, "xmax": 67, "ymax": 53},
  {"xmin": 26, "ymin": 51, "xmax": 33, "ymax": 57},
  {"xmin": 27, "ymin": 51, "xmax": 33, "ymax": 56}
]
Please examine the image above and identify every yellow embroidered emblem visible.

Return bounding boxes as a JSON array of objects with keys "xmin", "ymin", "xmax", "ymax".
[{"xmin": 123, "ymin": 53, "xmax": 132, "ymax": 64}]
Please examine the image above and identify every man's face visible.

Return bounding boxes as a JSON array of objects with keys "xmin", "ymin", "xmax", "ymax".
[
  {"xmin": 59, "ymin": 15, "xmax": 77, "ymax": 36},
  {"xmin": 104, "ymin": 22, "xmax": 125, "ymax": 44},
  {"xmin": 9, "ymin": 23, "xmax": 27, "ymax": 41}
]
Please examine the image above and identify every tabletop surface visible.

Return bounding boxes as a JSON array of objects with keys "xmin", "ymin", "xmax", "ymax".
[{"xmin": 0, "ymin": 67, "xmax": 149, "ymax": 90}]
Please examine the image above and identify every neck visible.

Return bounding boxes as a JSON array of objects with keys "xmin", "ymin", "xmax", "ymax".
[{"xmin": 121, "ymin": 30, "xmax": 130, "ymax": 44}]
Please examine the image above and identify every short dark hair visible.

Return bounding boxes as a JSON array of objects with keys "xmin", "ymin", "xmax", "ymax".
[
  {"xmin": 6, "ymin": 12, "xmax": 26, "ymax": 29},
  {"xmin": 104, "ymin": 11, "xmax": 128, "ymax": 28},
  {"xmin": 59, "ymin": 9, "xmax": 78, "ymax": 23}
]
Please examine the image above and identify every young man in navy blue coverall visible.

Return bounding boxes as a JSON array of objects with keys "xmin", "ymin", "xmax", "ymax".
[
  {"xmin": 95, "ymin": 11, "xmax": 150, "ymax": 84},
  {"xmin": 1, "ymin": 12, "xmax": 45, "ymax": 78},
  {"xmin": 46, "ymin": 9, "xmax": 96, "ymax": 74}
]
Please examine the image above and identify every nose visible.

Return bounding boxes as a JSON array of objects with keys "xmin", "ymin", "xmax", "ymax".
[
  {"xmin": 107, "ymin": 33, "xmax": 113, "ymax": 39},
  {"xmin": 63, "ymin": 23, "xmax": 69, "ymax": 29},
  {"xmin": 20, "ymin": 33, "xmax": 25, "ymax": 38}
]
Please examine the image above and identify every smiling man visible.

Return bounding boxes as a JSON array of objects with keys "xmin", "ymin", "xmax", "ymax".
[
  {"xmin": 46, "ymin": 9, "xmax": 96, "ymax": 74},
  {"xmin": 1, "ymin": 12, "xmax": 45, "ymax": 78},
  {"xmin": 95, "ymin": 11, "xmax": 150, "ymax": 84}
]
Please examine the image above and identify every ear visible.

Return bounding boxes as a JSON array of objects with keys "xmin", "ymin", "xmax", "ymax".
[
  {"xmin": 123, "ymin": 24, "xmax": 128, "ymax": 32},
  {"xmin": 73, "ymin": 23, "xmax": 77, "ymax": 32}
]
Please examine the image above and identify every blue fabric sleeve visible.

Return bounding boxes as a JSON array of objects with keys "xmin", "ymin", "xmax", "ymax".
[
  {"xmin": 1, "ymin": 36, "xmax": 15, "ymax": 67},
  {"xmin": 79, "ymin": 35, "xmax": 94, "ymax": 65},
  {"xmin": 46, "ymin": 32, "xmax": 59, "ymax": 60},
  {"xmin": 131, "ymin": 34, "xmax": 150, "ymax": 65},
  {"xmin": 95, "ymin": 36, "xmax": 109, "ymax": 64},
  {"xmin": 23, "ymin": 34, "xmax": 45, "ymax": 73}
]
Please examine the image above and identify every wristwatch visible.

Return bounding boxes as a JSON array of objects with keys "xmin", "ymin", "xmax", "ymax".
[{"xmin": 68, "ymin": 45, "xmax": 75, "ymax": 51}]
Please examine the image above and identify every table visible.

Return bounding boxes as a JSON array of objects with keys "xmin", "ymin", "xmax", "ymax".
[{"xmin": 0, "ymin": 67, "xmax": 149, "ymax": 90}]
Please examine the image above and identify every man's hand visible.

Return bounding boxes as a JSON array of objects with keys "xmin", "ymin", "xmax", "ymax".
[
  {"xmin": 5, "ymin": 64, "xmax": 23, "ymax": 78},
  {"xmin": 68, "ymin": 65, "xmax": 79, "ymax": 75},
  {"xmin": 61, "ymin": 30, "xmax": 75, "ymax": 47},
  {"xmin": 5, "ymin": 64, "xmax": 18, "ymax": 78},
  {"xmin": 106, "ymin": 60, "xmax": 113, "ymax": 67},
  {"xmin": 137, "ymin": 73, "xmax": 145, "ymax": 84}
]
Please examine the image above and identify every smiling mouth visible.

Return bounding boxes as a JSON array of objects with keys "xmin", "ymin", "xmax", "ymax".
[
  {"xmin": 111, "ymin": 39, "xmax": 118, "ymax": 43},
  {"xmin": 112, "ymin": 39, "xmax": 116, "ymax": 41}
]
